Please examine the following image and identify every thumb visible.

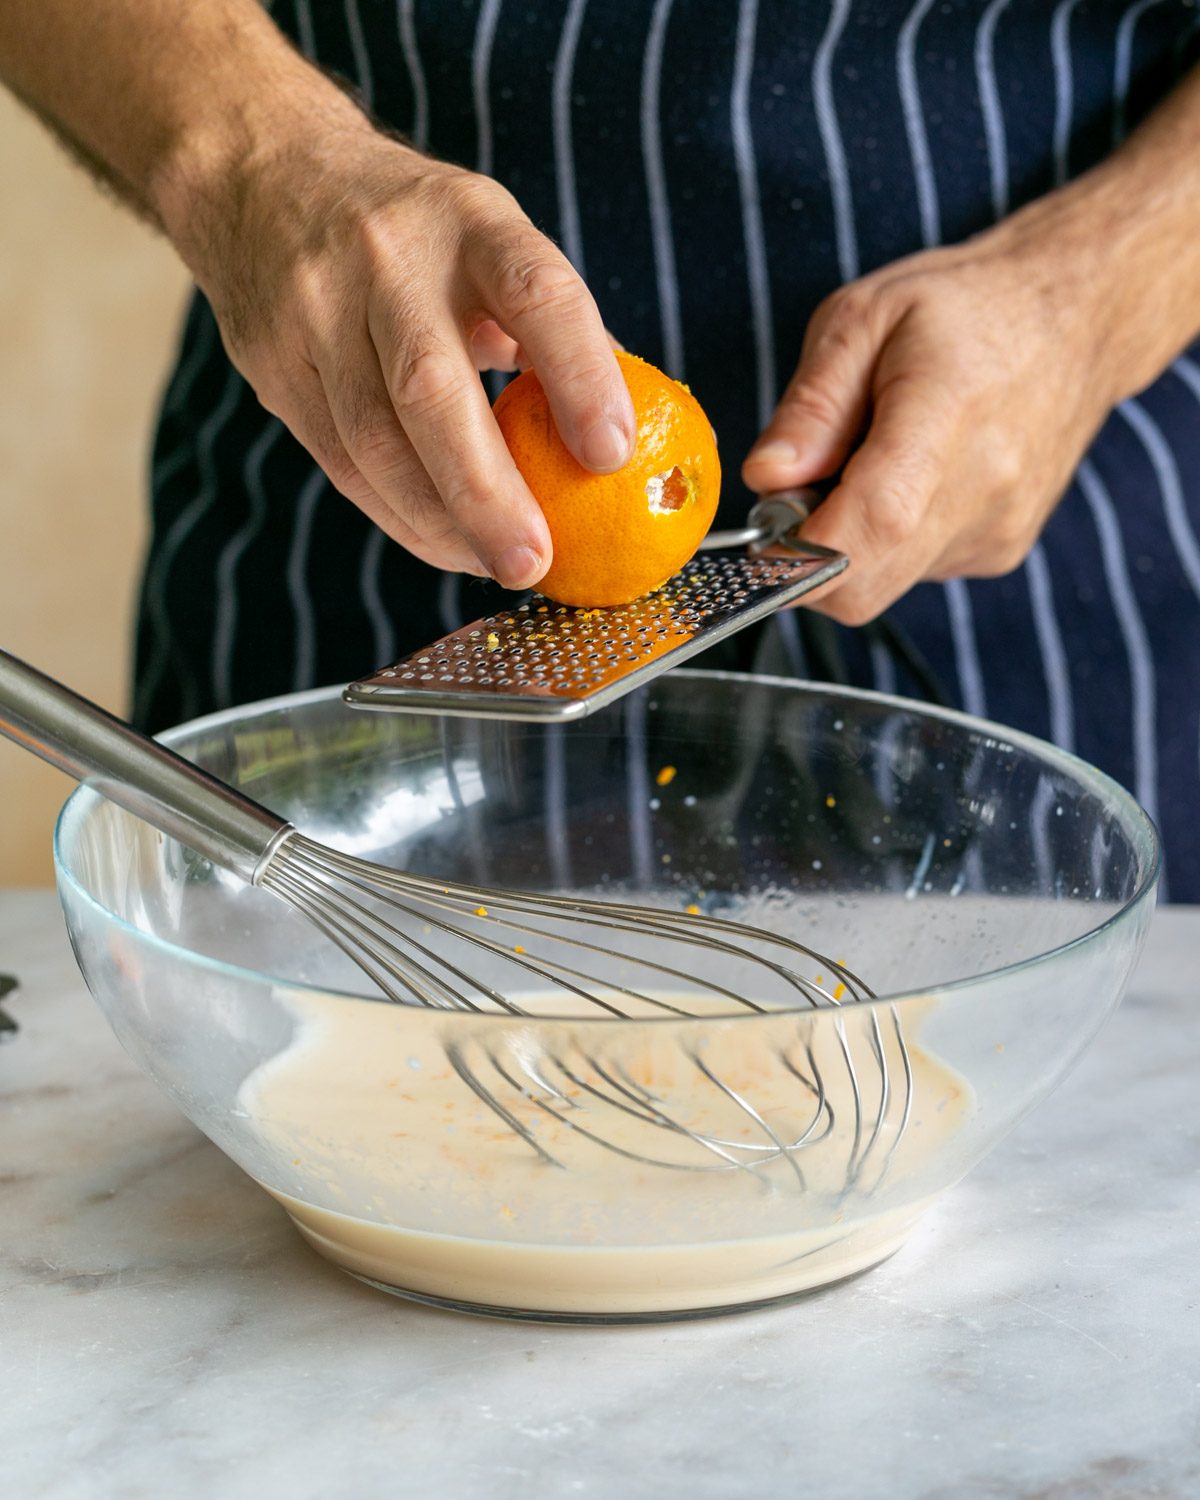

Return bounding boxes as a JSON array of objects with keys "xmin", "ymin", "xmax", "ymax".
[{"xmin": 742, "ymin": 290, "xmax": 883, "ymax": 494}]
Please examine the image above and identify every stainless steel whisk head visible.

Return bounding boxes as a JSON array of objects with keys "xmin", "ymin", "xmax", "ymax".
[
  {"xmin": 1, "ymin": 647, "xmax": 912, "ymax": 1195},
  {"xmin": 261, "ymin": 831, "xmax": 913, "ymax": 1190},
  {"xmin": 263, "ymin": 830, "xmax": 870, "ymax": 1017},
  {"xmin": 445, "ymin": 1005, "xmax": 913, "ymax": 1192}
]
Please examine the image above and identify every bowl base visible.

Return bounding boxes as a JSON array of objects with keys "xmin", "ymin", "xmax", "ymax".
[
  {"xmin": 278, "ymin": 1195, "xmax": 926, "ymax": 1324},
  {"xmin": 339, "ymin": 1250, "xmax": 906, "ymax": 1325}
]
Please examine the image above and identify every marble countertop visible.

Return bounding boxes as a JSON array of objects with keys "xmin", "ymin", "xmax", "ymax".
[{"xmin": 3, "ymin": 889, "xmax": 1198, "ymax": 1500}]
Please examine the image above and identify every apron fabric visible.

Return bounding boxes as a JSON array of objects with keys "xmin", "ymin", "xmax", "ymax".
[{"xmin": 135, "ymin": 0, "xmax": 1200, "ymax": 895}]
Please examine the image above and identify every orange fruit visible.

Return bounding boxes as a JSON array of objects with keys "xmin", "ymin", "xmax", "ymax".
[{"xmin": 493, "ymin": 351, "xmax": 721, "ymax": 607}]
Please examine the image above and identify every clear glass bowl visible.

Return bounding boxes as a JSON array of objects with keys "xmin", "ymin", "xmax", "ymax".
[{"xmin": 54, "ymin": 672, "xmax": 1158, "ymax": 1323}]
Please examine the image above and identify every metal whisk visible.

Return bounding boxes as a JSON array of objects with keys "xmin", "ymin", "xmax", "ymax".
[{"xmin": 0, "ymin": 648, "xmax": 911, "ymax": 1191}]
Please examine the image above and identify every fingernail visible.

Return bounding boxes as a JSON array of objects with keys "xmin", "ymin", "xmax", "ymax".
[
  {"xmin": 747, "ymin": 440, "xmax": 798, "ymax": 467},
  {"xmin": 491, "ymin": 545, "xmax": 543, "ymax": 590},
  {"xmin": 581, "ymin": 419, "xmax": 632, "ymax": 472}
]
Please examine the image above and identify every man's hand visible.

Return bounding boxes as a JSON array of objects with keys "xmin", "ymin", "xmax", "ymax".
[
  {"xmin": 741, "ymin": 226, "xmax": 1115, "ymax": 625},
  {"xmin": 167, "ymin": 114, "xmax": 634, "ymax": 589},
  {"xmin": 743, "ymin": 66, "xmax": 1200, "ymax": 626},
  {"xmin": 0, "ymin": 0, "xmax": 634, "ymax": 591}
]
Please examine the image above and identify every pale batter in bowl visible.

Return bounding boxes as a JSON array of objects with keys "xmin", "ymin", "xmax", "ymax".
[{"xmin": 243, "ymin": 988, "xmax": 971, "ymax": 1317}]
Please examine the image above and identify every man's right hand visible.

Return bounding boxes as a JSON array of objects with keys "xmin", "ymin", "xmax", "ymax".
[
  {"xmin": 157, "ymin": 90, "xmax": 633, "ymax": 590},
  {"xmin": 0, "ymin": 4, "xmax": 636, "ymax": 591},
  {"xmin": 0, "ymin": 1, "xmax": 633, "ymax": 587}
]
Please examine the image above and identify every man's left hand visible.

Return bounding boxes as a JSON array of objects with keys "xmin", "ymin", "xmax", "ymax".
[{"xmin": 742, "ymin": 211, "xmax": 1127, "ymax": 625}]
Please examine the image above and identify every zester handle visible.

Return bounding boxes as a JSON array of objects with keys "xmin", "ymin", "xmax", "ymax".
[
  {"xmin": 701, "ymin": 486, "xmax": 830, "ymax": 553},
  {"xmin": 0, "ymin": 649, "xmax": 289, "ymax": 884}
]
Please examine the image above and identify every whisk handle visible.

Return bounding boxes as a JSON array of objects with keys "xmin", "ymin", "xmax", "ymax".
[{"xmin": 0, "ymin": 648, "xmax": 289, "ymax": 883}]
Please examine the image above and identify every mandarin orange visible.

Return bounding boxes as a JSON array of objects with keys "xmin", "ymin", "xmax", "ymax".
[{"xmin": 493, "ymin": 351, "xmax": 720, "ymax": 607}]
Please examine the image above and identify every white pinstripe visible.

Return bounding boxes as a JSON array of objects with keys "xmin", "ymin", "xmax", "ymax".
[
  {"xmin": 975, "ymin": 0, "xmax": 1014, "ymax": 221},
  {"xmin": 951, "ymin": 0, "xmax": 1073, "ymax": 742},
  {"xmin": 293, "ymin": 0, "xmax": 316, "ymax": 59},
  {"xmin": 943, "ymin": 578, "xmax": 987, "ymax": 717},
  {"xmin": 544, "ymin": 728, "xmax": 573, "ymax": 890},
  {"xmin": 873, "ymin": 713, "xmax": 905, "ymax": 845},
  {"xmin": 437, "ymin": 571, "xmax": 463, "ymax": 635},
  {"xmin": 1171, "ymin": 352, "xmax": 1200, "ymax": 405},
  {"xmin": 869, "ymin": 636, "xmax": 897, "ymax": 696},
  {"xmin": 1028, "ymin": 777, "xmax": 1059, "ymax": 896},
  {"xmin": 904, "ymin": 831, "xmax": 936, "ymax": 900},
  {"xmin": 1030, "ymin": 3, "xmax": 1086, "ymax": 754},
  {"xmin": 1087, "ymin": 819, "xmax": 1113, "ymax": 899},
  {"xmin": 151, "ymin": 311, "xmax": 219, "ymax": 492},
  {"xmin": 439, "ymin": 721, "xmax": 490, "ymax": 885},
  {"xmin": 1117, "ymin": 397, "xmax": 1200, "ymax": 606},
  {"xmin": 1113, "ymin": 0, "xmax": 1170, "ymax": 145},
  {"xmin": 1076, "ymin": 457, "xmax": 1159, "ymax": 830},
  {"xmin": 397, "ymin": 0, "xmax": 429, "ymax": 150},
  {"xmin": 773, "ymin": 610, "xmax": 808, "ymax": 678},
  {"xmin": 348, "ymin": 0, "xmax": 437, "ymax": 664},
  {"xmin": 896, "ymin": 0, "xmax": 941, "ymax": 248},
  {"xmin": 472, "ymin": 0, "xmax": 503, "ymax": 176},
  {"xmin": 213, "ymin": 419, "xmax": 286, "ymax": 706},
  {"xmin": 465, "ymin": 1, "xmax": 526, "ymax": 634},
  {"xmin": 1050, "ymin": 0, "xmax": 1084, "ymax": 186},
  {"xmin": 731, "ymin": 0, "xmax": 776, "ymax": 429},
  {"xmin": 458, "ymin": 0, "xmax": 508, "ymax": 637},
  {"xmin": 151, "ymin": 444, "xmax": 195, "ymax": 500},
  {"xmin": 552, "ymin": 0, "xmax": 589, "ymax": 275},
  {"xmin": 894, "ymin": 0, "xmax": 999, "ymax": 722},
  {"xmin": 640, "ymin": 0, "xmax": 685, "ymax": 378},
  {"xmin": 359, "ymin": 526, "xmax": 396, "ymax": 668},
  {"xmin": 136, "ymin": 366, "xmax": 245, "ymax": 726},
  {"xmin": 286, "ymin": 465, "xmax": 328, "ymax": 691},
  {"xmin": 1024, "ymin": 542, "xmax": 1075, "ymax": 753},
  {"xmin": 1176, "ymin": 356, "xmax": 1200, "ymax": 804},
  {"xmin": 281, "ymin": 430, "xmax": 330, "ymax": 682},
  {"xmin": 625, "ymin": 690, "xmax": 655, "ymax": 888},
  {"xmin": 275, "ymin": 5, "xmax": 326, "ymax": 695},
  {"xmin": 277, "ymin": 426, "xmax": 330, "ymax": 700},
  {"xmin": 813, "ymin": 0, "xmax": 858, "ymax": 283},
  {"xmin": 1052, "ymin": 0, "xmax": 1159, "ymax": 818},
  {"xmin": 349, "ymin": 0, "xmax": 386, "ymax": 667},
  {"xmin": 344, "ymin": 0, "xmax": 373, "ymax": 111}
]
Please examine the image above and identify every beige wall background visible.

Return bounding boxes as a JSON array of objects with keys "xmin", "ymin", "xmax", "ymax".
[{"xmin": 0, "ymin": 92, "xmax": 190, "ymax": 887}]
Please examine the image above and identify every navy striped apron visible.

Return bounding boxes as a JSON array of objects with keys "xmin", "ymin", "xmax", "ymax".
[{"xmin": 136, "ymin": 1, "xmax": 1200, "ymax": 896}]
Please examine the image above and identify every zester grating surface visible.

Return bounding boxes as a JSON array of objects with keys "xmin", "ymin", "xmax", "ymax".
[{"xmin": 345, "ymin": 544, "xmax": 845, "ymax": 721}]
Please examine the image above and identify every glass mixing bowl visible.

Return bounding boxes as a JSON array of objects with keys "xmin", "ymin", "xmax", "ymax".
[{"xmin": 54, "ymin": 672, "xmax": 1158, "ymax": 1323}]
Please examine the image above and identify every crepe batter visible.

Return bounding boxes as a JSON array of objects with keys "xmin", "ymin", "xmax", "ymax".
[{"xmin": 243, "ymin": 989, "xmax": 970, "ymax": 1316}]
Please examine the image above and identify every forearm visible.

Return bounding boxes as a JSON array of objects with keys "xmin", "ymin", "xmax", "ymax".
[
  {"xmin": 0, "ymin": 0, "xmax": 371, "ymax": 239},
  {"xmin": 994, "ymin": 63, "xmax": 1200, "ymax": 403}
]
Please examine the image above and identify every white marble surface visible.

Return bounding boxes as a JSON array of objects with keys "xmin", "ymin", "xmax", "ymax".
[{"xmin": 2, "ymin": 889, "xmax": 1199, "ymax": 1500}]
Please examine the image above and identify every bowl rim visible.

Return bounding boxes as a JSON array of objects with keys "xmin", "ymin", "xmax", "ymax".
[{"xmin": 53, "ymin": 670, "xmax": 1161, "ymax": 1022}]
